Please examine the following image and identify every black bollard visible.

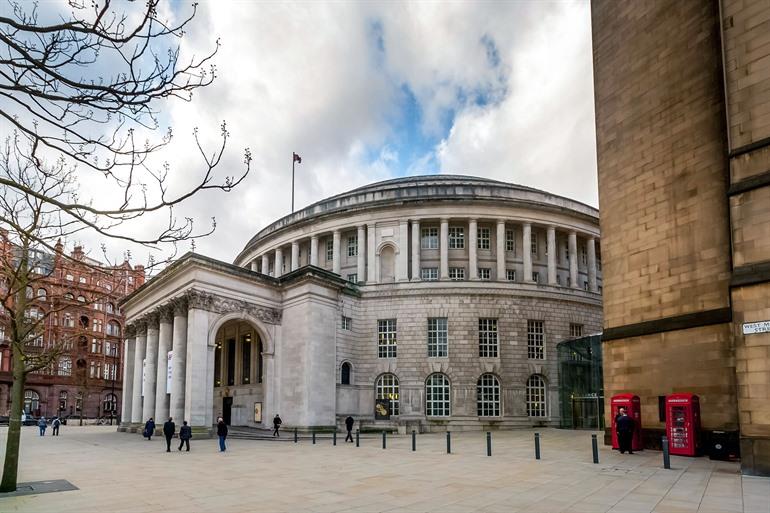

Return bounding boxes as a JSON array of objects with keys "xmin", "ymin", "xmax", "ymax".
[
  {"xmin": 446, "ymin": 431, "xmax": 451, "ymax": 454},
  {"xmin": 294, "ymin": 427, "xmax": 298, "ymax": 443},
  {"xmin": 355, "ymin": 429, "xmax": 359, "ymax": 447},
  {"xmin": 382, "ymin": 430, "xmax": 386, "ymax": 449},
  {"xmin": 412, "ymin": 430, "xmax": 416, "ymax": 452},
  {"xmin": 333, "ymin": 430, "xmax": 337, "ymax": 446},
  {"xmin": 312, "ymin": 431, "xmax": 316, "ymax": 445},
  {"xmin": 591, "ymin": 434, "xmax": 599, "ymax": 464},
  {"xmin": 662, "ymin": 436, "xmax": 671, "ymax": 469},
  {"xmin": 534, "ymin": 432, "xmax": 541, "ymax": 460},
  {"xmin": 487, "ymin": 432, "xmax": 492, "ymax": 457}
]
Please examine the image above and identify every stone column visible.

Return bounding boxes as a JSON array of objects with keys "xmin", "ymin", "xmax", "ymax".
[
  {"xmin": 587, "ymin": 236, "xmax": 598, "ymax": 292},
  {"xmin": 496, "ymin": 220, "xmax": 506, "ymax": 281},
  {"xmin": 275, "ymin": 248, "xmax": 283, "ymax": 277},
  {"xmin": 397, "ymin": 220, "xmax": 409, "ymax": 281},
  {"xmin": 411, "ymin": 220, "xmax": 420, "ymax": 281},
  {"xmin": 250, "ymin": 260, "xmax": 258, "ymax": 271},
  {"xmin": 130, "ymin": 321, "xmax": 147, "ymax": 424},
  {"xmin": 523, "ymin": 223, "xmax": 533, "ymax": 282},
  {"xmin": 357, "ymin": 225, "xmax": 366, "ymax": 281},
  {"xmin": 154, "ymin": 306, "xmax": 173, "ymax": 423},
  {"xmin": 142, "ymin": 312, "xmax": 159, "ymax": 423},
  {"xmin": 169, "ymin": 298, "xmax": 188, "ymax": 423},
  {"xmin": 547, "ymin": 226, "xmax": 557, "ymax": 285},
  {"xmin": 440, "ymin": 218, "xmax": 449, "ymax": 280},
  {"xmin": 569, "ymin": 230, "xmax": 579, "ymax": 289},
  {"xmin": 310, "ymin": 236, "xmax": 319, "ymax": 266},
  {"xmin": 366, "ymin": 223, "xmax": 376, "ymax": 283},
  {"xmin": 332, "ymin": 230, "xmax": 341, "ymax": 275},
  {"xmin": 261, "ymin": 254, "xmax": 269, "ymax": 275},
  {"xmin": 120, "ymin": 326, "xmax": 135, "ymax": 426},
  {"xmin": 185, "ymin": 290, "xmax": 212, "ymax": 429},
  {"xmin": 469, "ymin": 218, "xmax": 478, "ymax": 280},
  {"xmin": 291, "ymin": 241, "xmax": 300, "ymax": 271}
]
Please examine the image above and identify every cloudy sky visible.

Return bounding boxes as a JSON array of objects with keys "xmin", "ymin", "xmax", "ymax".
[{"xmin": 24, "ymin": 1, "xmax": 598, "ymax": 267}]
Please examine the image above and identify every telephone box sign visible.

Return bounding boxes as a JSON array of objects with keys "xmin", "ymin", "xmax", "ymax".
[
  {"xmin": 743, "ymin": 321, "xmax": 770, "ymax": 335},
  {"xmin": 666, "ymin": 393, "xmax": 701, "ymax": 457}
]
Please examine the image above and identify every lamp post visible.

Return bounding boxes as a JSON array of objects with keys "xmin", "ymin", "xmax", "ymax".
[{"xmin": 110, "ymin": 344, "xmax": 117, "ymax": 425}]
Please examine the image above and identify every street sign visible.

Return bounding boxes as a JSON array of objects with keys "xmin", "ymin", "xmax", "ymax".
[{"xmin": 743, "ymin": 321, "xmax": 770, "ymax": 335}]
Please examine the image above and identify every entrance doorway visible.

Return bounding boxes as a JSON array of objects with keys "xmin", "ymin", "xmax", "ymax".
[{"xmin": 223, "ymin": 397, "xmax": 233, "ymax": 425}]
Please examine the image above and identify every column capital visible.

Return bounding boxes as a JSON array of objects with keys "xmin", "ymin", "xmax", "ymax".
[
  {"xmin": 171, "ymin": 296, "xmax": 188, "ymax": 316},
  {"xmin": 158, "ymin": 304, "xmax": 174, "ymax": 324},
  {"xmin": 144, "ymin": 310, "xmax": 160, "ymax": 328},
  {"xmin": 468, "ymin": 217, "xmax": 477, "ymax": 223},
  {"xmin": 497, "ymin": 219, "xmax": 506, "ymax": 226},
  {"xmin": 133, "ymin": 319, "xmax": 147, "ymax": 335},
  {"xmin": 310, "ymin": 234, "xmax": 318, "ymax": 241},
  {"xmin": 124, "ymin": 324, "xmax": 136, "ymax": 339},
  {"xmin": 186, "ymin": 288, "xmax": 214, "ymax": 310},
  {"xmin": 440, "ymin": 218, "xmax": 449, "ymax": 224}
]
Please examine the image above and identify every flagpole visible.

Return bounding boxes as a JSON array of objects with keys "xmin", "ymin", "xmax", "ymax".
[{"xmin": 291, "ymin": 156, "xmax": 295, "ymax": 213}]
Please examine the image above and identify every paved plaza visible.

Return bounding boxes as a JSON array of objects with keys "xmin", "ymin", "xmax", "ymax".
[{"xmin": 0, "ymin": 426, "xmax": 768, "ymax": 513}]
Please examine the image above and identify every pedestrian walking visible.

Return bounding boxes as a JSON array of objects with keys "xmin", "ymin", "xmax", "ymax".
[
  {"xmin": 344, "ymin": 416, "xmax": 354, "ymax": 442},
  {"xmin": 163, "ymin": 417, "xmax": 176, "ymax": 452},
  {"xmin": 52, "ymin": 417, "xmax": 61, "ymax": 436},
  {"xmin": 144, "ymin": 417, "xmax": 155, "ymax": 440},
  {"xmin": 178, "ymin": 421, "xmax": 192, "ymax": 452},
  {"xmin": 217, "ymin": 417, "xmax": 228, "ymax": 452},
  {"xmin": 616, "ymin": 410, "xmax": 635, "ymax": 454},
  {"xmin": 38, "ymin": 416, "xmax": 47, "ymax": 436},
  {"xmin": 273, "ymin": 414, "xmax": 282, "ymax": 437}
]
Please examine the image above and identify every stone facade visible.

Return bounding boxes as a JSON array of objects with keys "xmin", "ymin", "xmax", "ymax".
[
  {"xmin": 119, "ymin": 176, "xmax": 602, "ymax": 434},
  {"xmin": 592, "ymin": 0, "xmax": 770, "ymax": 475}
]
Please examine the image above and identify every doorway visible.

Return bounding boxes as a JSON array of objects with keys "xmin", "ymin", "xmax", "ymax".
[{"xmin": 223, "ymin": 397, "xmax": 233, "ymax": 425}]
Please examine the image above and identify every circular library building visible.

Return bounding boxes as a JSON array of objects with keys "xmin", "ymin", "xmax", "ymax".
[{"xmin": 119, "ymin": 175, "xmax": 603, "ymax": 433}]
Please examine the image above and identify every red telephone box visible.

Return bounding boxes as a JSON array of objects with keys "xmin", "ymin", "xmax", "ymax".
[
  {"xmin": 666, "ymin": 393, "xmax": 701, "ymax": 456},
  {"xmin": 611, "ymin": 394, "xmax": 643, "ymax": 451}
]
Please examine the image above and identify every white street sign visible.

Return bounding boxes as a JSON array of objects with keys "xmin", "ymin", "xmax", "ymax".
[{"xmin": 743, "ymin": 321, "xmax": 770, "ymax": 335}]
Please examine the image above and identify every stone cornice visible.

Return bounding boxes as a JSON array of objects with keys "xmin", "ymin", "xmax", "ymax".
[{"xmin": 186, "ymin": 288, "xmax": 282, "ymax": 325}]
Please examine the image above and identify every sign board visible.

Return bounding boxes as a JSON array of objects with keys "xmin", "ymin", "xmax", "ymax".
[
  {"xmin": 141, "ymin": 359, "xmax": 146, "ymax": 397},
  {"xmin": 166, "ymin": 351, "xmax": 173, "ymax": 393},
  {"xmin": 375, "ymin": 399, "xmax": 391, "ymax": 420},
  {"xmin": 743, "ymin": 321, "xmax": 770, "ymax": 335},
  {"xmin": 254, "ymin": 402, "xmax": 262, "ymax": 423}
]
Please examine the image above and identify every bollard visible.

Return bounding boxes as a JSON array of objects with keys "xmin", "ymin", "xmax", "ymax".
[
  {"xmin": 355, "ymin": 429, "xmax": 359, "ymax": 447},
  {"xmin": 412, "ymin": 430, "xmax": 416, "ymax": 452},
  {"xmin": 382, "ymin": 430, "xmax": 386, "ymax": 449},
  {"xmin": 662, "ymin": 436, "xmax": 671, "ymax": 469},
  {"xmin": 333, "ymin": 430, "xmax": 337, "ymax": 446},
  {"xmin": 591, "ymin": 434, "xmax": 599, "ymax": 464},
  {"xmin": 486, "ymin": 432, "xmax": 492, "ymax": 457},
  {"xmin": 312, "ymin": 431, "xmax": 316, "ymax": 445},
  {"xmin": 534, "ymin": 432, "xmax": 541, "ymax": 460},
  {"xmin": 294, "ymin": 427, "xmax": 298, "ymax": 443},
  {"xmin": 446, "ymin": 431, "xmax": 451, "ymax": 454}
]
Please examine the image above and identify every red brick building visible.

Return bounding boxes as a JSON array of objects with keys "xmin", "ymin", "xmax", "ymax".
[{"xmin": 0, "ymin": 233, "xmax": 145, "ymax": 422}]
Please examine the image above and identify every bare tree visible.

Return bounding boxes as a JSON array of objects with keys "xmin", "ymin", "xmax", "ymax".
[{"xmin": 0, "ymin": 0, "xmax": 250, "ymax": 491}]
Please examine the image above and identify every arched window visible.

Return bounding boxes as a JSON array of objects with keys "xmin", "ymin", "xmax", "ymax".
[
  {"xmin": 64, "ymin": 292, "xmax": 74, "ymax": 300},
  {"xmin": 106, "ymin": 302, "xmax": 115, "ymax": 314},
  {"xmin": 106, "ymin": 321, "xmax": 121, "ymax": 336},
  {"xmin": 376, "ymin": 374, "xmax": 399, "ymax": 415},
  {"xmin": 340, "ymin": 362, "xmax": 351, "ymax": 385},
  {"xmin": 526, "ymin": 375, "xmax": 547, "ymax": 417},
  {"xmin": 23, "ymin": 390, "xmax": 40, "ymax": 414},
  {"xmin": 379, "ymin": 245, "xmax": 396, "ymax": 282},
  {"xmin": 77, "ymin": 295, "xmax": 86, "ymax": 303},
  {"xmin": 63, "ymin": 313, "xmax": 75, "ymax": 328},
  {"xmin": 103, "ymin": 393, "xmax": 118, "ymax": 413},
  {"xmin": 477, "ymin": 374, "xmax": 501, "ymax": 417},
  {"xmin": 426, "ymin": 373, "xmax": 450, "ymax": 417},
  {"xmin": 36, "ymin": 288, "xmax": 47, "ymax": 299},
  {"xmin": 25, "ymin": 286, "xmax": 33, "ymax": 299}
]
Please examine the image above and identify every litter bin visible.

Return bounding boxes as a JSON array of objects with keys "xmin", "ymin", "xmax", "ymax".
[{"xmin": 708, "ymin": 430, "xmax": 739, "ymax": 461}]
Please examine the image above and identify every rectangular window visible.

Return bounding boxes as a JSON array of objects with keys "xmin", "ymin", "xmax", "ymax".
[
  {"xmin": 569, "ymin": 323, "xmax": 583, "ymax": 338},
  {"xmin": 527, "ymin": 320, "xmax": 545, "ymax": 359},
  {"xmin": 449, "ymin": 267, "xmax": 465, "ymax": 281},
  {"xmin": 242, "ymin": 334, "xmax": 251, "ymax": 385},
  {"xmin": 347, "ymin": 273, "xmax": 358, "ymax": 283},
  {"xmin": 531, "ymin": 233, "xmax": 538, "ymax": 255},
  {"xmin": 427, "ymin": 318, "xmax": 448, "ymax": 357},
  {"xmin": 326, "ymin": 239, "xmax": 334, "ymax": 261},
  {"xmin": 341, "ymin": 316, "xmax": 352, "ymax": 331},
  {"xmin": 581, "ymin": 244, "xmax": 587, "ymax": 265},
  {"xmin": 421, "ymin": 227, "xmax": 439, "ymax": 249},
  {"xmin": 66, "ymin": 274, "xmax": 73, "ymax": 281},
  {"xmin": 556, "ymin": 275, "xmax": 561, "ymax": 285},
  {"xmin": 506, "ymin": 229, "xmax": 515, "ymax": 252},
  {"xmin": 89, "ymin": 361, "xmax": 101, "ymax": 379},
  {"xmin": 448, "ymin": 227, "xmax": 465, "ymax": 249},
  {"xmin": 90, "ymin": 338, "xmax": 102, "ymax": 354},
  {"xmin": 93, "ymin": 319, "xmax": 103, "ymax": 333},
  {"xmin": 104, "ymin": 363, "xmax": 117, "ymax": 381},
  {"xmin": 347, "ymin": 235, "xmax": 358, "ymax": 257},
  {"xmin": 564, "ymin": 242, "xmax": 569, "ymax": 262},
  {"xmin": 584, "ymin": 281, "xmax": 589, "ymax": 291},
  {"xmin": 226, "ymin": 339, "xmax": 236, "ymax": 387},
  {"xmin": 421, "ymin": 267, "xmax": 438, "ymax": 281},
  {"xmin": 377, "ymin": 319, "xmax": 397, "ymax": 358},
  {"xmin": 506, "ymin": 269, "xmax": 516, "ymax": 281},
  {"xmin": 477, "ymin": 227, "xmax": 490, "ymax": 250},
  {"xmin": 478, "ymin": 268, "xmax": 490, "ymax": 280},
  {"xmin": 479, "ymin": 318, "xmax": 499, "ymax": 358},
  {"xmin": 532, "ymin": 271, "xmax": 539, "ymax": 283}
]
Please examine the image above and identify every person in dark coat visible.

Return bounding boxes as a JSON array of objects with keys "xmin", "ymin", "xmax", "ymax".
[
  {"xmin": 273, "ymin": 414, "xmax": 282, "ymax": 437},
  {"xmin": 38, "ymin": 416, "xmax": 47, "ymax": 436},
  {"xmin": 163, "ymin": 417, "xmax": 176, "ymax": 452},
  {"xmin": 52, "ymin": 417, "xmax": 61, "ymax": 436},
  {"xmin": 144, "ymin": 418, "xmax": 155, "ymax": 440},
  {"xmin": 178, "ymin": 421, "xmax": 192, "ymax": 451},
  {"xmin": 344, "ymin": 416, "xmax": 355, "ymax": 442},
  {"xmin": 616, "ymin": 410, "xmax": 635, "ymax": 454},
  {"xmin": 217, "ymin": 417, "xmax": 227, "ymax": 452}
]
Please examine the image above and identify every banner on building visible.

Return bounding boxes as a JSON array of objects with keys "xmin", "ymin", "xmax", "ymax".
[
  {"xmin": 141, "ymin": 359, "xmax": 146, "ymax": 397},
  {"xmin": 375, "ymin": 399, "xmax": 391, "ymax": 420},
  {"xmin": 166, "ymin": 351, "xmax": 173, "ymax": 393}
]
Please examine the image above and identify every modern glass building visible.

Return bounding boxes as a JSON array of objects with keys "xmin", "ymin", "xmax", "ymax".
[{"xmin": 557, "ymin": 334, "xmax": 603, "ymax": 430}]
